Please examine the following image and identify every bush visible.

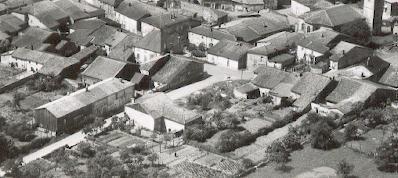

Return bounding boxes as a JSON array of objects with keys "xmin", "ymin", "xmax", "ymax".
[
  {"xmin": 198, "ymin": 43, "xmax": 206, "ymax": 52},
  {"xmin": 310, "ymin": 120, "xmax": 340, "ymax": 150},
  {"xmin": 187, "ymin": 43, "xmax": 197, "ymax": 51},
  {"xmin": 215, "ymin": 130, "xmax": 256, "ymax": 152},
  {"xmin": 191, "ymin": 49, "xmax": 206, "ymax": 57},
  {"xmin": 184, "ymin": 123, "xmax": 217, "ymax": 142},
  {"xmin": 360, "ymin": 108, "xmax": 386, "ymax": 128},
  {"xmin": 375, "ymin": 135, "xmax": 398, "ymax": 172},
  {"xmin": 77, "ymin": 142, "xmax": 96, "ymax": 158},
  {"xmin": 6, "ymin": 123, "xmax": 36, "ymax": 142}
]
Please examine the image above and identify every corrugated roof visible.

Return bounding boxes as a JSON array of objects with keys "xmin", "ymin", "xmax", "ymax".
[{"xmin": 36, "ymin": 78, "xmax": 134, "ymax": 118}]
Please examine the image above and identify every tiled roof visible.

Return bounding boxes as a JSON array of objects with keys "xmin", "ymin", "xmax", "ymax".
[
  {"xmin": 326, "ymin": 78, "xmax": 362, "ymax": 104},
  {"xmin": 152, "ymin": 55, "xmax": 198, "ymax": 84},
  {"xmin": 36, "ymin": 78, "xmax": 133, "ymax": 119},
  {"xmin": 379, "ymin": 65, "xmax": 398, "ymax": 88},
  {"xmin": 115, "ymin": 0, "xmax": 150, "ymax": 20},
  {"xmin": 12, "ymin": 27, "xmax": 57, "ymax": 49},
  {"xmin": 269, "ymin": 53, "xmax": 295, "ymax": 65},
  {"xmin": 130, "ymin": 72, "xmax": 145, "ymax": 84},
  {"xmin": 20, "ymin": 0, "xmax": 69, "ymax": 29},
  {"xmin": 298, "ymin": 28, "xmax": 347, "ymax": 53},
  {"xmin": 135, "ymin": 30, "xmax": 162, "ymax": 53},
  {"xmin": 235, "ymin": 83, "xmax": 259, "ymax": 93},
  {"xmin": 11, "ymin": 48, "xmax": 79, "ymax": 76},
  {"xmin": 190, "ymin": 25, "xmax": 236, "ymax": 41},
  {"xmin": 109, "ymin": 34, "xmax": 142, "ymax": 61},
  {"xmin": 69, "ymin": 19, "xmax": 105, "ymax": 30},
  {"xmin": 142, "ymin": 13, "xmax": 191, "ymax": 29},
  {"xmin": 207, "ymin": 40, "xmax": 252, "ymax": 61},
  {"xmin": 90, "ymin": 25, "xmax": 119, "ymax": 46},
  {"xmin": 133, "ymin": 92, "xmax": 200, "ymax": 124},
  {"xmin": 0, "ymin": 14, "xmax": 26, "ymax": 34},
  {"xmin": 252, "ymin": 67, "xmax": 290, "ymax": 89},
  {"xmin": 99, "ymin": 0, "xmax": 123, "ymax": 7},
  {"xmin": 54, "ymin": 0, "xmax": 88, "ymax": 21},
  {"xmin": 232, "ymin": 0, "xmax": 264, "ymax": 5},
  {"xmin": 291, "ymin": 72, "xmax": 331, "ymax": 95},
  {"xmin": 301, "ymin": 4, "xmax": 364, "ymax": 27},
  {"xmin": 70, "ymin": 45, "xmax": 99, "ymax": 62},
  {"xmin": 248, "ymin": 42, "xmax": 288, "ymax": 56},
  {"xmin": 82, "ymin": 56, "xmax": 128, "ymax": 81}
]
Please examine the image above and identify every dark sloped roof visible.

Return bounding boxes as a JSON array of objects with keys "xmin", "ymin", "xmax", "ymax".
[
  {"xmin": 326, "ymin": 78, "xmax": 362, "ymax": 104},
  {"xmin": 151, "ymin": 55, "xmax": 197, "ymax": 84},
  {"xmin": 12, "ymin": 27, "xmax": 57, "ymax": 49},
  {"xmin": 252, "ymin": 67, "xmax": 290, "ymax": 89},
  {"xmin": 298, "ymin": 28, "xmax": 347, "ymax": 53},
  {"xmin": 90, "ymin": 25, "xmax": 118, "ymax": 46},
  {"xmin": 82, "ymin": 56, "xmax": 128, "ymax": 80},
  {"xmin": 70, "ymin": 45, "xmax": 99, "ymax": 61},
  {"xmin": 190, "ymin": 25, "xmax": 236, "ymax": 41},
  {"xmin": 67, "ymin": 29, "xmax": 95, "ymax": 46},
  {"xmin": 207, "ymin": 40, "xmax": 252, "ymax": 61},
  {"xmin": 232, "ymin": 0, "xmax": 263, "ymax": 5},
  {"xmin": 131, "ymin": 72, "xmax": 145, "ymax": 84},
  {"xmin": 269, "ymin": 53, "xmax": 295, "ymax": 65},
  {"xmin": 99, "ymin": 0, "xmax": 123, "ymax": 7},
  {"xmin": 20, "ymin": 0, "xmax": 69, "ymax": 29},
  {"xmin": 330, "ymin": 46, "xmax": 373, "ymax": 68},
  {"xmin": 135, "ymin": 30, "xmax": 162, "ymax": 53}
]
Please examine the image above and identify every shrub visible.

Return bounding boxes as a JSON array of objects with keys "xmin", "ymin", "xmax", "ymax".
[
  {"xmin": 77, "ymin": 142, "xmax": 96, "ymax": 158},
  {"xmin": 187, "ymin": 43, "xmax": 197, "ymax": 51},
  {"xmin": 184, "ymin": 123, "xmax": 217, "ymax": 142},
  {"xmin": 375, "ymin": 135, "xmax": 398, "ymax": 172},
  {"xmin": 360, "ymin": 108, "xmax": 386, "ymax": 128},
  {"xmin": 215, "ymin": 130, "xmax": 256, "ymax": 152},
  {"xmin": 191, "ymin": 49, "xmax": 206, "ymax": 57},
  {"xmin": 198, "ymin": 43, "xmax": 207, "ymax": 52},
  {"xmin": 6, "ymin": 123, "xmax": 36, "ymax": 142},
  {"xmin": 310, "ymin": 120, "xmax": 340, "ymax": 150}
]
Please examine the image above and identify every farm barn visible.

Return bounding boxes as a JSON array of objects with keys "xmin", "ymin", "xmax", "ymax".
[{"xmin": 34, "ymin": 78, "xmax": 134, "ymax": 136}]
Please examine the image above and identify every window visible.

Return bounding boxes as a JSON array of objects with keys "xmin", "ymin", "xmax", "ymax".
[{"xmin": 307, "ymin": 26, "xmax": 311, "ymax": 33}]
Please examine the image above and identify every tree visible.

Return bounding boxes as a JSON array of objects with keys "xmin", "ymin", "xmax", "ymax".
[
  {"xmin": 0, "ymin": 134, "xmax": 17, "ymax": 163},
  {"xmin": 0, "ymin": 39, "xmax": 10, "ymax": 53},
  {"xmin": 360, "ymin": 108, "xmax": 386, "ymax": 128},
  {"xmin": 266, "ymin": 141, "xmax": 290, "ymax": 171},
  {"xmin": 339, "ymin": 20, "xmax": 371, "ymax": 44},
  {"xmin": 344, "ymin": 124, "xmax": 358, "ymax": 141},
  {"xmin": 77, "ymin": 142, "xmax": 96, "ymax": 158},
  {"xmin": 193, "ymin": 0, "xmax": 200, "ymax": 4},
  {"xmin": 282, "ymin": 126, "xmax": 303, "ymax": 151},
  {"xmin": 87, "ymin": 153, "xmax": 124, "ymax": 177},
  {"xmin": 156, "ymin": 0, "xmax": 166, "ymax": 7},
  {"xmin": 147, "ymin": 153, "xmax": 159, "ymax": 166},
  {"xmin": 11, "ymin": 92, "xmax": 24, "ymax": 110},
  {"xmin": 310, "ymin": 120, "xmax": 339, "ymax": 150},
  {"xmin": 375, "ymin": 136, "xmax": 398, "ymax": 172},
  {"xmin": 337, "ymin": 159, "xmax": 354, "ymax": 178}
]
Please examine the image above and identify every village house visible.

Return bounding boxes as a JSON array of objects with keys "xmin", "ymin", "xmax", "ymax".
[
  {"xmin": 0, "ymin": 13, "xmax": 28, "ymax": 36},
  {"xmin": 81, "ymin": 56, "xmax": 139, "ymax": 85},
  {"xmin": 66, "ymin": 19, "xmax": 106, "ymax": 49},
  {"xmin": 114, "ymin": 0, "xmax": 151, "ymax": 34},
  {"xmin": 13, "ymin": 0, "xmax": 71, "ymax": 32},
  {"xmin": 233, "ymin": 83, "xmax": 260, "ymax": 99},
  {"xmin": 232, "ymin": 0, "xmax": 264, "ymax": 12},
  {"xmin": 12, "ymin": 27, "xmax": 61, "ymax": 50},
  {"xmin": 140, "ymin": 13, "xmax": 198, "ymax": 53},
  {"xmin": 2, "ymin": 0, "xmax": 38, "ymax": 11},
  {"xmin": 329, "ymin": 42, "xmax": 374, "ymax": 71},
  {"xmin": 125, "ymin": 92, "xmax": 201, "ymax": 134},
  {"xmin": 251, "ymin": 66, "xmax": 290, "ymax": 97},
  {"xmin": 151, "ymin": 54, "xmax": 204, "ymax": 91},
  {"xmin": 296, "ymin": 4, "xmax": 364, "ymax": 33},
  {"xmin": 269, "ymin": 73, "xmax": 301, "ymax": 106},
  {"xmin": 139, "ymin": 55, "xmax": 169, "ymax": 76},
  {"xmin": 134, "ymin": 30, "xmax": 163, "ymax": 64},
  {"xmin": 188, "ymin": 25, "xmax": 236, "ymax": 49},
  {"xmin": 290, "ymin": 0, "xmax": 334, "ymax": 16},
  {"xmin": 224, "ymin": 15, "xmax": 290, "ymax": 44},
  {"xmin": 178, "ymin": 1, "xmax": 228, "ymax": 25},
  {"xmin": 69, "ymin": 45, "xmax": 99, "ymax": 66},
  {"xmin": 207, "ymin": 40, "xmax": 253, "ymax": 70},
  {"xmin": 86, "ymin": 0, "xmax": 123, "ymax": 21},
  {"xmin": 200, "ymin": 0, "xmax": 234, "ymax": 11},
  {"xmin": 35, "ymin": 78, "xmax": 134, "ymax": 136},
  {"xmin": 291, "ymin": 72, "xmax": 336, "ymax": 112},
  {"xmin": 0, "ymin": 48, "xmax": 80, "ymax": 78},
  {"xmin": 296, "ymin": 28, "xmax": 350, "ymax": 64},
  {"xmin": 108, "ymin": 34, "xmax": 142, "ymax": 62},
  {"xmin": 88, "ymin": 25, "xmax": 127, "ymax": 54},
  {"xmin": 53, "ymin": 0, "xmax": 104, "ymax": 23},
  {"xmin": 311, "ymin": 78, "xmax": 380, "ymax": 117}
]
